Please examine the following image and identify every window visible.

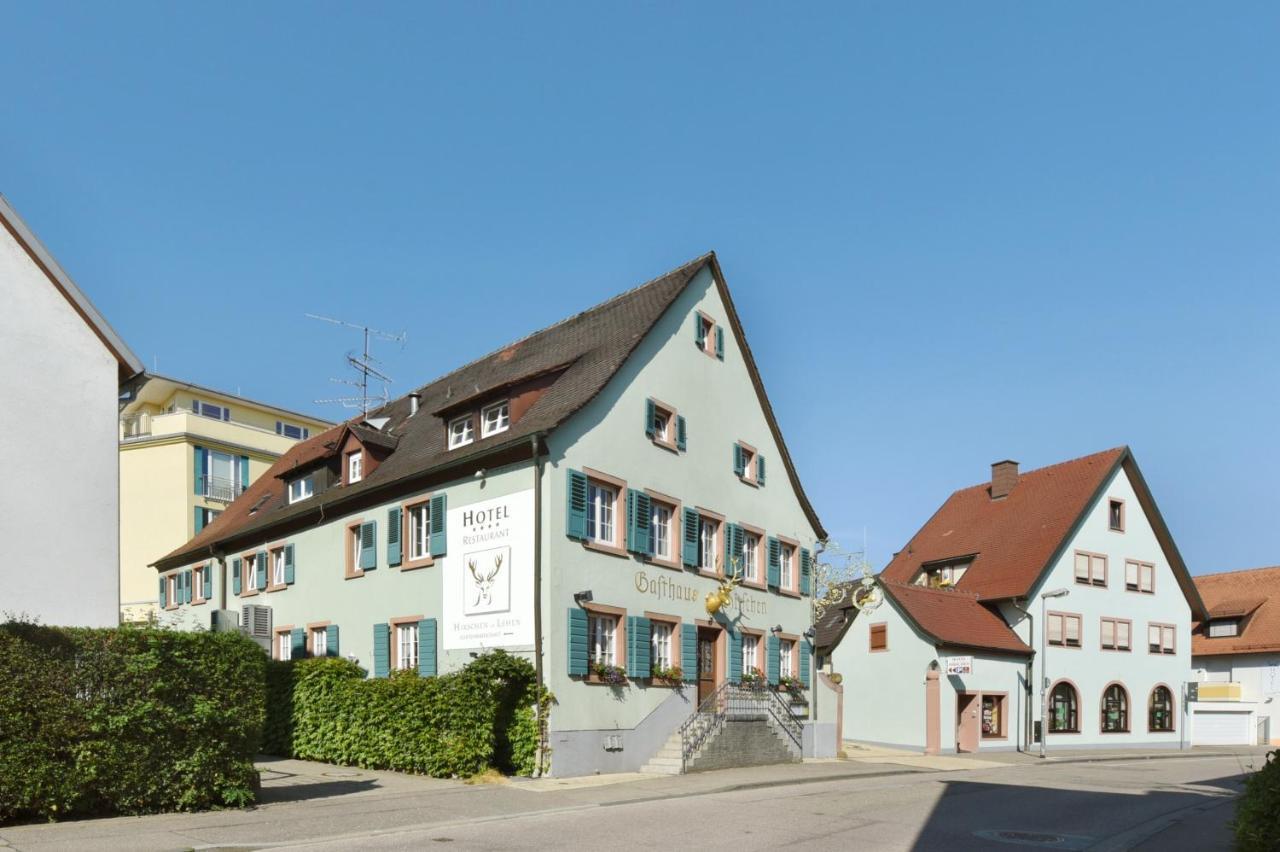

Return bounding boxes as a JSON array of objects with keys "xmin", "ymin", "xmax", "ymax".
[
  {"xmin": 696, "ymin": 313, "xmax": 715, "ymax": 354},
  {"xmin": 869, "ymin": 623, "xmax": 888, "ymax": 651},
  {"xmin": 586, "ymin": 481, "xmax": 617, "ymax": 545},
  {"xmin": 408, "ymin": 502, "xmax": 432, "ymax": 561},
  {"xmin": 742, "ymin": 633, "xmax": 760, "ymax": 677},
  {"xmin": 166, "ymin": 574, "xmax": 178, "ymax": 607},
  {"xmin": 245, "ymin": 553, "xmax": 259, "ymax": 592},
  {"xmin": 276, "ymin": 631, "xmax": 292, "ymax": 661},
  {"xmin": 588, "ymin": 613, "xmax": 617, "ymax": 667},
  {"xmin": 651, "ymin": 405, "xmax": 670, "ymax": 442},
  {"xmin": 481, "ymin": 401, "xmax": 510, "ymax": 437},
  {"xmin": 1074, "ymin": 552, "xmax": 1107, "ymax": 587},
  {"xmin": 1047, "ymin": 612, "xmax": 1082, "ymax": 648},
  {"xmin": 195, "ymin": 506, "xmax": 222, "ymax": 531},
  {"xmin": 779, "ymin": 543, "xmax": 796, "ymax": 591},
  {"xmin": 347, "ymin": 451, "xmax": 363, "ymax": 484},
  {"xmin": 1101, "ymin": 684, "xmax": 1129, "ymax": 733},
  {"xmin": 982, "ymin": 695, "xmax": 1006, "ymax": 739},
  {"xmin": 650, "ymin": 502, "xmax": 672, "ymax": 561},
  {"xmin": 1149, "ymin": 686, "xmax": 1175, "ymax": 732},
  {"xmin": 192, "ymin": 566, "xmax": 205, "ymax": 602},
  {"xmin": 779, "ymin": 639, "xmax": 795, "ymax": 677},
  {"xmin": 272, "ymin": 549, "xmax": 286, "ymax": 587},
  {"xmin": 1126, "ymin": 561, "xmax": 1155, "ymax": 593},
  {"xmin": 349, "ymin": 524, "xmax": 364, "ymax": 577},
  {"xmin": 651, "ymin": 621, "xmax": 674, "ymax": 672},
  {"xmin": 918, "ymin": 560, "xmax": 970, "ymax": 588},
  {"xmin": 1100, "ymin": 618, "xmax": 1131, "ymax": 651},
  {"xmin": 396, "ymin": 622, "xmax": 418, "ymax": 670},
  {"xmin": 448, "ymin": 415, "xmax": 474, "ymax": 449},
  {"xmin": 200, "ymin": 449, "xmax": 244, "ymax": 501},
  {"xmin": 288, "ymin": 475, "xmax": 315, "ymax": 504},
  {"xmin": 276, "ymin": 421, "xmax": 310, "ymax": 440},
  {"xmin": 698, "ymin": 516, "xmax": 719, "ymax": 573},
  {"xmin": 1208, "ymin": 619, "xmax": 1241, "ymax": 638},
  {"xmin": 1148, "ymin": 623, "xmax": 1176, "ymax": 655},
  {"xmin": 735, "ymin": 442, "xmax": 757, "ymax": 483},
  {"xmin": 1048, "ymin": 682, "xmax": 1079, "ymax": 733},
  {"xmin": 192, "ymin": 399, "xmax": 230, "ymax": 421},
  {"xmin": 311, "ymin": 626, "xmax": 328, "ymax": 657},
  {"xmin": 742, "ymin": 531, "xmax": 761, "ymax": 583},
  {"xmin": 1109, "ymin": 499, "xmax": 1125, "ymax": 531}
]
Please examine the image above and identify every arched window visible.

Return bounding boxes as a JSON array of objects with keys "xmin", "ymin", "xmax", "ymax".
[
  {"xmin": 1149, "ymin": 686, "xmax": 1175, "ymax": 732},
  {"xmin": 1048, "ymin": 682, "xmax": 1078, "ymax": 733},
  {"xmin": 1101, "ymin": 683, "xmax": 1129, "ymax": 733}
]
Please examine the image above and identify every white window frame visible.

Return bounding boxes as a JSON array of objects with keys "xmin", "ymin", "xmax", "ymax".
[
  {"xmin": 652, "ymin": 406, "xmax": 671, "ymax": 442},
  {"xmin": 347, "ymin": 451, "xmax": 363, "ymax": 484},
  {"xmin": 651, "ymin": 621, "xmax": 673, "ymax": 671},
  {"xmin": 589, "ymin": 613, "xmax": 617, "ymax": 667},
  {"xmin": 742, "ymin": 531, "xmax": 760, "ymax": 583},
  {"xmin": 1208, "ymin": 619, "xmax": 1240, "ymax": 638},
  {"xmin": 397, "ymin": 622, "xmax": 419, "ymax": 671},
  {"xmin": 651, "ymin": 502, "xmax": 672, "ymax": 560},
  {"xmin": 192, "ymin": 398, "xmax": 230, "ymax": 421},
  {"xmin": 586, "ymin": 482, "xmax": 617, "ymax": 545},
  {"xmin": 698, "ymin": 516, "xmax": 719, "ymax": 572},
  {"xmin": 246, "ymin": 554, "xmax": 259, "ymax": 592},
  {"xmin": 277, "ymin": 631, "xmax": 292, "ymax": 661},
  {"xmin": 272, "ymin": 549, "xmax": 286, "ymax": 587},
  {"xmin": 481, "ymin": 401, "xmax": 510, "ymax": 437},
  {"xmin": 191, "ymin": 566, "xmax": 204, "ymax": 602},
  {"xmin": 742, "ymin": 633, "xmax": 760, "ymax": 674},
  {"xmin": 288, "ymin": 475, "xmax": 315, "ymax": 504},
  {"xmin": 276, "ymin": 421, "xmax": 310, "ymax": 440},
  {"xmin": 448, "ymin": 416, "xmax": 475, "ymax": 449},
  {"xmin": 779, "ymin": 638, "xmax": 795, "ymax": 677},
  {"xmin": 409, "ymin": 502, "xmax": 431, "ymax": 561},
  {"xmin": 311, "ymin": 627, "xmax": 327, "ymax": 657},
  {"xmin": 779, "ymin": 543, "xmax": 796, "ymax": 591}
]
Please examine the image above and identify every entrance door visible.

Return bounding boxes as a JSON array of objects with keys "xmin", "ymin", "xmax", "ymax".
[
  {"xmin": 697, "ymin": 627, "xmax": 718, "ymax": 706},
  {"xmin": 956, "ymin": 693, "xmax": 980, "ymax": 753}
]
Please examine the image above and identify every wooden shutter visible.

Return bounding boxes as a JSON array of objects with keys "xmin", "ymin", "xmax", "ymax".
[
  {"xmin": 158, "ymin": 575, "xmax": 166, "ymax": 608},
  {"xmin": 681, "ymin": 508, "xmax": 700, "ymax": 568},
  {"xmin": 290, "ymin": 627, "xmax": 306, "ymax": 659},
  {"xmin": 567, "ymin": 608, "xmax": 589, "ymax": 676},
  {"xmin": 626, "ymin": 489, "xmax": 651, "ymax": 554},
  {"xmin": 194, "ymin": 507, "xmax": 205, "ymax": 533},
  {"xmin": 418, "ymin": 619, "xmax": 438, "ymax": 677},
  {"xmin": 799, "ymin": 639, "xmax": 811, "ymax": 683},
  {"xmin": 733, "ymin": 443, "xmax": 745, "ymax": 476},
  {"xmin": 694, "ymin": 313, "xmax": 706, "ymax": 349},
  {"xmin": 870, "ymin": 623, "xmax": 888, "ymax": 651},
  {"xmin": 193, "ymin": 446, "xmax": 205, "ymax": 495},
  {"xmin": 800, "ymin": 548, "xmax": 812, "ymax": 596},
  {"xmin": 387, "ymin": 507, "xmax": 403, "ymax": 567},
  {"xmin": 184, "ymin": 569, "xmax": 194, "ymax": 604},
  {"xmin": 715, "ymin": 326, "xmax": 724, "ymax": 360},
  {"xmin": 232, "ymin": 557, "xmax": 242, "ymax": 595},
  {"xmin": 325, "ymin": 624, "xmax": 340, "ymax": 657},
  {"xmin": 284, "ymin": 544, "xmax": 296, "ymax": 584},
  {"xmin": 756, "ymin": 455, "xmax": 766, "ymax": 486},
  {"xmin": 681, "ymin": 622, "xmax": 697, "ymax": 682},
  {"xmin": 373, "ymin": 623, "xmax": 390, "ymax": 678},
  {"xmin": 429, "ymin": 494, "xmax": 447, "ymax": 556},
  {"xmin": 627, "ymin": 616, "xmax": 651, "ymax": 679},
  {"xmin": 728, "ymin": 628, "xmax": 742, "ymax": 682},
  {"xmin": 203, "ymin": 563, "xmax": 213, "ymax": 599},
  {"xmin": 767, "ymin": 537, "xmax": 781, "ymax": 587},
  {"xmin": 676, "ymin": 415, "xmax": 687, "ymax": 451},
  {"xmin": 359, "ymin": 521, "xmax": 377, "ymax": 570},
  {"xmin": 723, "ymin": 522, "xmax": 737, "ymax": 575},
  {"xmin": 644, "ymin": 399, "xmax": 656, "ymax": 438},
  {"xmin": 566, "ymin": 470, "xmax": 588, "ymax": 541},
  {"xmin": 766, "ymin": 634, "xmax": 780, "ymax": 685},
  {"xmin": 256, "ymin": 550, "xmax": 268, "ymax": 588}
]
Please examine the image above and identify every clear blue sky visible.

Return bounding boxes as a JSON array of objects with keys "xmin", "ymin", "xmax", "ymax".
[{"xmin": 4, "ymin": 3, "xmax": 1277, "ymax": 576}]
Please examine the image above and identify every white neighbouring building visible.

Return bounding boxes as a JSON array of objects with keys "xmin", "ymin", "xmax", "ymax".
[
  {"xmin": 818, "ymin": 448, "xmax": 1207, "ymax": 753},
  {"xmin": 1189, "ymin": 566, "xmax": 1280, "ymax": 746},
  {"xmin": 0, "ymin": 193, "xmax": 144, "ymax": 627}
]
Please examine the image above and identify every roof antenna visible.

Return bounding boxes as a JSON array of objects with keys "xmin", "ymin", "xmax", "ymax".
[{"xmin": 306, "ymin": 314, "xmax": 407, "ymax": 415}]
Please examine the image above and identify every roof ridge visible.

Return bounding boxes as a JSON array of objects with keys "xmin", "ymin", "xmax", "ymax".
[
  {"xmin": 1196, "ymin": 565, "xmax": 1280, "ymax": 579},
  {"xmin": 949, "ymin": 446, "xmax": 1128, "ymax": 496}
]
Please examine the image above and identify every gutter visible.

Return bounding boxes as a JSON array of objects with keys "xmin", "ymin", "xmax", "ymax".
[
  {"xmin": 1009, "ymin": 598, "xmax": 1036, "ymax": 753},
  {"xmin": 530, "ymin": 432, "xmax": 547, "ymax": 777}
]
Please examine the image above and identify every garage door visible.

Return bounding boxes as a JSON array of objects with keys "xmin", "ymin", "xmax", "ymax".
[{"xmin": 1193, "ymin": 710, "xmax": 1252, "ymax": 745}]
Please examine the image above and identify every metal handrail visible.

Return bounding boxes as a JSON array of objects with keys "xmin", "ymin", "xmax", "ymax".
[{"xmin": 679, "ymin": 681, "xmax": 803, "ymax": 772}]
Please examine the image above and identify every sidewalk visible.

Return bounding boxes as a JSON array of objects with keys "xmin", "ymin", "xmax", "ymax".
[{"xmin": 841, "ymin": 740, "xmax": 1272, "ymax": 771}]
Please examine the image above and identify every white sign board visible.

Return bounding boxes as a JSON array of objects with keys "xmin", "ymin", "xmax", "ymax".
[
  {"xmin": 944, "ymin": 656, "xmax": 973, "ymax": 675},
  {"xmin": 442, "ymin": 489, "xmax": 535, "ymax": 651}
]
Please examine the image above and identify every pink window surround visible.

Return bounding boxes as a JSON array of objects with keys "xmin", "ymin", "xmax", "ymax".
[
  {"xmin": 1148, "ymin": 683, "xmax": 1176, "ymax": 733},
  {"xmin": 1147, "ymin": 622, "xmax": 1177, "ymax": 655},
  {"xmin": 581, "ymin": 467, "xmax": 629, "ymax": 559},
  {"xmin": 1109, "ymin": 498, "xmax": 1126, "ymax": 532},
  {"xmin": 1099, "ymin": 616, "xmax": 1132, "ymax": 652},
  {"xmin": 1125, "ymin": 560, "xmax": 1156, "ymax": 594},
  {"xmin": 1099, "ymin": 681, "xmax": 1131, "ymax": 734},
  {"xmin": 1073, "ymin": 550, "xmax": 1108, "ymax": 587},
  {"xmin": 1047, "ymin": 678, "xmax": 1083, "ymax": 735},
  {"xmin": 1046, "ymin": 610, "xmax": 1084, "ymax": 649},
  {"xmin": 644, "ymin": 489, "xmax": 683, "ymax": 571}
]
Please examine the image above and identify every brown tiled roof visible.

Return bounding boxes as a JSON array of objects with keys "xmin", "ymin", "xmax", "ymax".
[
  {"xmin": 883, "ymin": 582, "xmax": 1032, "ymax": 655},
  {"xmin": 156, "ymin": 253, "xmax": 826, "ymax": 569},
  {"xmin": 1193, "ymin": 566, "xmax": 1280, "ymax": 656}
]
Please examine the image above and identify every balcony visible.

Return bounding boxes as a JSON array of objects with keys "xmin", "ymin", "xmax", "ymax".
[{"xmin": 199, "ymin": 475, "xmax": 245, "ymax": 504}]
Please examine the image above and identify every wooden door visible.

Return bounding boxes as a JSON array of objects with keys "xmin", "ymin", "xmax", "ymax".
[
  {"xmin": 956, "ymin": 693, "xmax": 980, "ymax": 753},
  {"xmin": 697, "ymin": 627, "xmax": 718, "ymax": 706}
]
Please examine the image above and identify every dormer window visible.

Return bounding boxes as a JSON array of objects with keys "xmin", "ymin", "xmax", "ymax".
[
  {"xmin": 347, "ymin": 451, "xmax": 363, "ymax": 484},
  {"xmin": 916, "ymin": 559, "xmax": 971, "ymax": 588},
  {"xmin": 481, "ymin": 401, "xmax": 510, "ymax": 437},
  {"xmin": 1207, "ymin": 619, "xmax": 1240, "ymax": 638},
  {"xmin": 288, "ymin": 475, "xmax": 315, "ymax": 504},
  {"xmin": 448, "ymin": 415, "xmax": 475, "ymax": 449}
]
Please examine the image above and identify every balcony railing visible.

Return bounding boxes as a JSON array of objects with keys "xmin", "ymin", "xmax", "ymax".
[
  {"xmin": 199, "ymin": 475, "xmax": 244, "ymax": 503},
  {"xmin": 120, "ymin": 413, "xmax": 152, "ymax": 439}
]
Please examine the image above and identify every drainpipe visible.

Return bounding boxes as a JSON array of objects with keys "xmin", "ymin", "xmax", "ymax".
[
  {"xmin": 530, "ymin": 433, "xmax": 546, "ymax": 777},
  {"xmin": 1010, "ymin": 598, "xmax": 1034, "ymax": 753}
]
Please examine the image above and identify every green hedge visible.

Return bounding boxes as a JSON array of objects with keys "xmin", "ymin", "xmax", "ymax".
[
  {"xmin": 0, "ymin": 623, "xmax": 265, "ymax": 824},
  {"xmin": 1235, "ymin": 749, "xmax": 1280, "ymax": 851},
  {"xmin": 264, "ymin": 650, "xmax": 547, "ymax": 777}
]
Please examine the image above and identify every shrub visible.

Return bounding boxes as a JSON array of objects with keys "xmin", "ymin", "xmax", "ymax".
[
  {"xmin": 264, "ymin": 650, "xmax": 550, "ymax": 778},
  {"xmin": 1235, "ymin": 749, "xmax": 1280, "ymax": 851},
  {"xmin": 0, "ymin": 623, "xmax": 264, "ymax": 824}
]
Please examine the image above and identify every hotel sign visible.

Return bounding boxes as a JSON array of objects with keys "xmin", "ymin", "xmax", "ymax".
[
  {"xmin": 944, "ymin": 656, "xmax": 973, "ymax": 675},
  {"xmin": 442, "ymin": 489, "xmax": 535, "ymax": 651}
]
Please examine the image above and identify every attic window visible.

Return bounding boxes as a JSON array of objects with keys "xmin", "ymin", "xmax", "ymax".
[
  {"xmin": 1109, "ymin": 499, "xmax": 1125, "ymax": 532},
  {"xmin": 481, "ymin": 401, "xmax": 510, "ymax": 437},
  {"xmin": 288, "ymin": 475, "xmax": 315, "ymax": 504},
  {"xmin": 1207, "ymin": 619, "xmax": 1240, "ymax": 638},
  {"xmin": 192, "ymin": 399, "xmax": 230, "ymax": 421},
  {"xmin": 448, "ymin": 415, "xmax": 475, "ymax": 450},
  {"xmin": 916, "ymin": 559, "xmax": 970, "ymax": 588},
  {"xmin": 347, "ymin": 451, "xmax": 364, "ymax": 484}
]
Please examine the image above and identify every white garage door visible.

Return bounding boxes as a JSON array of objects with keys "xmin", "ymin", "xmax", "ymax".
[{"xmin": 1193, "ymin": 710, "xmax": 1252, "ymax": 745}]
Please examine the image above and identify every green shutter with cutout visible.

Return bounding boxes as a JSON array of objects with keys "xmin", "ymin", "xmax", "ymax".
[
  {"xmin": 715, "ymin": 326, "xmax": 724, "ymax": 360},
  {"xmin": 429, "ymin": 494, "xmax": 447, "ymax": 557},
  {"xmin": 627, "ymin": 616, "xmax": 651, "ymax": 679},
  {"xmin": 291, "ymin": 627, "xmax": 306, "ymax": 659},
  {"xmin": 800, "ymin": 638, "xmax": 812, "ymax": 684},
  {"xmin": 284, "ymin": 544, "xmax": 296, "ymax": 584},
  {"xmin": 626, "ymin": 488, "xmax": 651, "ymax": 555},
  {"xmin": 567, "ymin": 608, "xmax": 588, "ymax": 676},
  {"xmin": 231, "ymin": 558, "xmax": 241, "ymax": 595},
  {"xmin": 256, "ymin": 550, "xmax": 268, "ymax": 588},
  {"xmin": 800, "ymin": 548, "xmax": 812, "ymax": 596},
  {"xmin": 203, "ymin": 563, "xmax": 213, "ymax": 599},
  {"xmin": 694, "ymin": 313, "xmax": 705, "ymax": 349},
  {"xmin": 681, "ymin": 622, "xmax": 698, "ymax": 682},
  {"xmin": 373, "ymin": 623, "xmax": 390, "ymax": 678},
  {"xmin": 733, "ymin": 443, "xmax": 745, "ymax": 477},
  {"xmin": 566, "ymin": 470, "xmax": 588, "ymax": 541},
  {"xmin": 387, "ymin": 507, "xmax": 402, "ymax": 567},
  {"xmin": 325, "ymin": 624, "xmax": 339, "ymax": 657},
  {"xmin": 644, "ymin": 399, "xmax": 656, "ymax": 438},
  {"xmin": 419, "ymin": 618, "xmax": 437, "ymax": 677},
  {"xmin": 184, "ymin": 569, "xmax": 193, "ymax": 604},
  {"xmin": 682, "ymin": 508, "xmax": 700, "ymax": 569},
  {"xmin": 757, "ymin": 455, "xmax": 766, "ymax": 486},
  {"xmin": 359, "ymin": 521, "xmax": 377, "ymax": 570},
  {"xmin": 193, "ymin": 447, "xmax": 205, "ymax": 496},
  {"xmin": 767, "ymin": 634, "xmax": 780, "ymax": 685},
  {"xmin": 158, "ymin": 575, "xmax": 166, "ymax": 608},
  {"xmin": 728, "ymin": 628, "xmax": 742, "ymax": 683},
  {"xmin": 676, "ymin": 415, "xmax": 687, "ymax": 451},
  {"xmin": 767, "ymin": 537, "xmax": 781, "ymax": 588},
  {"xmin": 194, "ymin": 507, "xmax": 205, "ymax": 533}
]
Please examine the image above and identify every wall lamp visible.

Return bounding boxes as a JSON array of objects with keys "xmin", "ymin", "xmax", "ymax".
[
  {"xmin": 770, "ymin": 625, "xmax": 784, "ymax": 634},
  {"xmin": 803, "ymin": 627, "xmax": 817, "ymax": 640},
  {"xmin": 574, "ymin": 590, "xmax": 594, "ymax": 605}
]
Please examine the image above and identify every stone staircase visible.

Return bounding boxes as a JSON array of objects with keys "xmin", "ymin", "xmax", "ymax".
[{"xmin": 639, "ymin": 712, "xmax": 802, "ymax": 775}]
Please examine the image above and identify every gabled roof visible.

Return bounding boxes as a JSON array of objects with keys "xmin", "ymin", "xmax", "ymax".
[
  {"xmin": 0, "ymin": 193, "xmax": 143, "ymax": 383},
  {"xmin": 878, "ymin": 447, "xmax": 1206, "ymax": 619},
  {"xmin": 156, "ymin": 253, "xmax": 825, "ymax": 569},
  {"xmin": 1193, "ymin": 566, "xmax": 1280, "ymax": 657}
]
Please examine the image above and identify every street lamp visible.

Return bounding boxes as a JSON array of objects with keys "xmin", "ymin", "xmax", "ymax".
[{"xmin": 1039, "ymin": 587, "xmax": 1070, "ymax": 759}]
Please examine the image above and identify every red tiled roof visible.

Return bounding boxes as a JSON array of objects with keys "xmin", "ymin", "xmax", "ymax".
[
  {"xmin": 880, "ymin": 448, "xmax": 1127, "ymax": 600},
  {"xmin": 882, "ymin": 582, "xmax": 1032, "ymax": 656},
  {"xmin": 1193, "ymin": 566, "xmax": 1280, "ymax": 656}
]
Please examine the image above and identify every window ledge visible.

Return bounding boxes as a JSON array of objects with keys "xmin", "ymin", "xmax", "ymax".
[
  {"xmin": 647, "ymin": 556, "xmax": 682, "ymax": 571},
  {"xmin": 344, "ymin": 570, "xmax": 366, "ymax": 581},
  {"xmin": 584, "ymin": 540, "xmax": 630, "ymax": 559},
  {"xmin": 776, "ymin": 588, "xmax": 802, "ymax": 599},
  {"xmin": 737, "ymin": 475, "xmax": 759, "ymax": 488},
  {"xmin": 401, "ymin": 556, "xmax": 435, "ymax": 571},
  {"xmin": 191, "ymin": 598, "xmax": 208, "ymax": 607},
  {"xmin": 240, "ymin": 589, "xmax": 261, "ymax": 598},
  {"xmin": 266, "ymin": 582, "xmax": 288, "ymax": 593},
  {"xmin": 742, "ymin": 580, "xmax": 768, "ymax": 591},
  {"xmin": 698, "ymin": 569, "xmax": 723, "ymax": 580},
  {"xmin": 584, "ymin": 674, "xmax": 630, "ymax": 686}
]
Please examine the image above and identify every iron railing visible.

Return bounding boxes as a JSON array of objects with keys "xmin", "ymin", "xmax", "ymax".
[
  {"xmin": 200, "ymin": 475, "xmax": 244, "ymax": 503},
  {"xmin": 679, "ymin": 681, "xmax": 803, "ymax": 772}
]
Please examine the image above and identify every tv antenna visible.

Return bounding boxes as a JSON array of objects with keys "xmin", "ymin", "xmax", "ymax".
[{"xmin": 306, "ymin": 314, "xmax": 406, "ymax": 415}]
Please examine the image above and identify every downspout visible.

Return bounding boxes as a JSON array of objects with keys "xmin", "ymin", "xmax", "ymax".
[
  {"xmin": 1010, "ymin": 598, "xmax": 1034, "ymax": 753},
  {"xmin": 530, "ymin": 433, "xmax": 546, "ymax": 777}
]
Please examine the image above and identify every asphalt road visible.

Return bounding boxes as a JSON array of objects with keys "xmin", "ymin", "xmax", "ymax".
[{"xmin": 282, "ymin": 754, "xmax": 1252, "ymax": 851}]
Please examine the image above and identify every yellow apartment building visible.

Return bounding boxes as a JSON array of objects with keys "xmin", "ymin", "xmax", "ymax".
[{"xmin": 119, "ymin": 374, "xmax": 331, "ymax": 622}]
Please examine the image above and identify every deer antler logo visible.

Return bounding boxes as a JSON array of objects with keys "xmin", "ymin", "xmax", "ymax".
[{"xmin": 469, "ymin": 553, "xmax": 503, "ymax": 607}]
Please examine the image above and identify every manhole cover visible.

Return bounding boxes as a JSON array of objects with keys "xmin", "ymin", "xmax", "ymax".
[{"xmin": 973, "ymin": 829, "xmax": 1094, "ymax": 849}]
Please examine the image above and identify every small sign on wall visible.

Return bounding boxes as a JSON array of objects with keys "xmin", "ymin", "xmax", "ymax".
[{"xmin": 944, "ymin": 656, "xmax": 973, "ymax": 675}]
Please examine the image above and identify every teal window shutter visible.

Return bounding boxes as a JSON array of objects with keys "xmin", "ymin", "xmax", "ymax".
[
  {"xmin": 387, "ymin": 507, "xmax": 403, "ymax": 567},
  {"xmin": 681, "ymin": 623, "xmax": 697, "ymax": 682},
  {"xmin": 325, "ymin": 624, "xmax": 340, "ymax": 657},
  {"xmin": 429, "ymin": 494, "xmax": 447, "ymax": 556},
  {"xmin": 567, "ymin": 608, "xmax": 589, "ymax": 676},
  {"xmin": 203, "ymin": 563, "xmax": 213, "ymax": 599},
  {"xmin": 183, "ymin": 569, "xmax": 193, "ymax": 604},
  {"xmin": 800, "ymin": 548, "xmax": 812, "ymax": 596},
  {"xmin": 284, "ymin": 544, "xmax": 296, "ymax": 584},
  {"xmin": 158, "ymin": 575, "xmax": 166, "ymax": 608},
  {"xmin": 626, "ymin": 489, "xmax": 651, "ymax": 554},
  {"xmin": 359, "ymin": 521, "xmax": 377, "ymax": 570},
  {"xmin": 715, "ymin": 326, "xmax": 724, "ymax": 360},
  {"xmin": 757, "ymin": 455, "xmax": 766, "ymax": 486},
  {"xmin": 681, "ymin": 508, "xmax": 699, "ymax": 569},
  {"xmin": 724, "ymin": 523, "xmax": 743, "ymax": 576},
  {"xmin": 373, "ymin": 623, "xmax": 390, "ymax": 677},
  {"xmin": 194, "ymin": 507, "xmax": 205, "ymax": 533},
  {"xmin": 418, "ymin": 618, "xmax": 438, "ymax": 677},
  {"xmin": 767, "ymin": 634, "xmax": 780, "ymax": 685},
  {"xmin": 193, "ymin": 446, "xmax": 205, "ymax": 496},
  {"xmin": 728, "ymin": 629, "xmax": 742, "ymax": 682},
  {"xmin": 644, "ymin": 399, "xmax": 656, "ymax": 438},
  {"xmin": 231, "ymin": 557, "xmax": 242, "ymax": 595},
  {"xmin": 239, "ymin": 455, "xmax": 249, "ymax": 491},
  {"xmin": 676, "ymin": 415, "xmax": 687, "ymax": 451},
  {"xmin": 290, "ymin": 627, "xmax": 305, "ymax": 659},
  {"xmin": 800, "ymin": 639, "xmax": 812, "ymax": 683},
  {"xmin": 767, "ymin": 537, "xmax": 781, "ymax": 588},
  {"xmin": 565, "ymin": 470, "xmax": 588, "ymax": 541},
  {"xmin": 694, "ymin": 313, "xmax": 706, "ymax": 349},
  {"xmin": 733, "ymin": 443, "xmax": 745, "ymax": 477},
  {"xmin": 627, "ymin": 616, "xmax": 651, "ymax": 679},
  {"xmin": 256, "ymin": 550, "xmax": 268, "ymax": 588}
]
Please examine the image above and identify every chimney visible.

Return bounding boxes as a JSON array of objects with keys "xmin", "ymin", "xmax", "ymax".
[
  {"xmin": 990, "ymin": 459, "xmax": 1019, "ymax": 500},
  {"xmin": 408, "ymin": 392, "xmax": 421, "ymax": 417}
]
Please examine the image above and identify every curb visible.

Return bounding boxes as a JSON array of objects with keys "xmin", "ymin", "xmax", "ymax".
[
  {"xmin": 600, "ymin": 765, "xmax": 931, "ymax": 806},
  {"xmin": 1038, "ymin": 750, "xmax": 1262, "ymax": 767}
]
